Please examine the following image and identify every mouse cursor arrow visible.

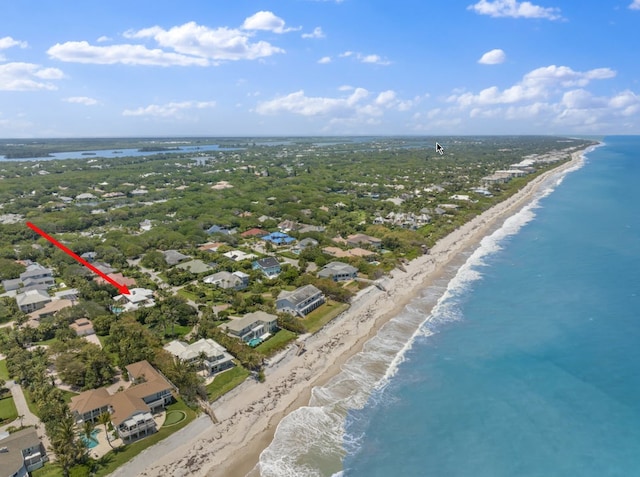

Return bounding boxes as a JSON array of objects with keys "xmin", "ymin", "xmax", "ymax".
[{"xmin": 436, "ymin": 142, "xmax": 444, "ymax": 155}]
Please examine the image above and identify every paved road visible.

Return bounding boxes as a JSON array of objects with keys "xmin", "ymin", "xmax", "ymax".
[{"xmin": 0, "ymin": 380, "xmax": 51, "ymax": 453}]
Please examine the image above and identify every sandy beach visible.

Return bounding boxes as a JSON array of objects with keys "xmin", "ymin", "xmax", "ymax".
[{"xmin": 116, "ymin": 147, "xmax": 591, "ymax": 477}]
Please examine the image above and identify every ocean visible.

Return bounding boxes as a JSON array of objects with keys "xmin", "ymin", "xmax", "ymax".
[{"xmin": 258, "ymin": 136, "xmax": 640, "ymax": 477}]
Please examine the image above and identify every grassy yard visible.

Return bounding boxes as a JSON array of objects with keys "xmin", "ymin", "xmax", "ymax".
[
  {"xmin": 303, "ymin": 300, "xmax": 350, "ymax": 334},
  {"xmin": 91, "ymin": 398, "xmax": 196, "ymax": 476},
  {"xmin": 0, "ymin": 394, "xmax": 18, "ymax": 425},
  {"xmin": 31, "ymin": 465, "xmax": 63, "ymax": 477},
  {"xmin": 60, "ymin": 388, "xmax": 79, "ymax": 404},
  {"xmin": 0, "ymin": 359, "xmax": 9, "ymax": 380},
  {"xmin": 177, "ymin": 288, "xmax": 199, "ymax": 302},
  {"xmin": 206, "ymin": 365, "xmax": 251, "ymax": 402},
  {"xmin": 255, "ymin": 329, "xmax": 297, "ymax": 356}
]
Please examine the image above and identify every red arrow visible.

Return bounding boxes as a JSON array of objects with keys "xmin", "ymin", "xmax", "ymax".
[{"xmin": 26, "ymin": 222, "xmax": 131, "ymax": 295}]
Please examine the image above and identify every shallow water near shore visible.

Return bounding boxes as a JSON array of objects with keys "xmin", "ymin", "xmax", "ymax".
[
  {"xmin": 340, "ymin": 137, "xmax": 640, "ymax": 476},
  {"xmin": 256, "ymin": 140, "xmax": 622, "ymax": 476}
]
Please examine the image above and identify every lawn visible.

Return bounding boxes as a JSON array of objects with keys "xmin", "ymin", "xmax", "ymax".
[
  {"xmin": 0, "ymin": 359, "xmax": 9, "ymax": 380},
  {"xmin": 91, "ymin": 398, "xmax": 196, "ymax": 477},
  {"xmin": 206, "ymin": 366, "xmax": 251, "ymax": 402},
  {"xmin": 303, "ymin": 300, "xmax": 350, "ymax": 334},
  {"xmin": 255, "ymin": 329, "xmax": 297, "ymax": 356},
  {"xmin": 0, "ymin": 394, "xmax": 18, "ymax": 425},
  {"xmin": 60, "ymin": 388, "xmax": 79, "ymax": 404},
  {"xmin": 177, "ymin": 288, "xmax": 199, "ymax": 302},
  {"xmin": 31, "ymin": 465, "xmax": 63, "ymax": 477}
]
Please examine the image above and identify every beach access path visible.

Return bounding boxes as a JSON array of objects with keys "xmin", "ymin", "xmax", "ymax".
[{"xmin": 109, "ymin": 149, "xmax": 590, "ymax": 477}]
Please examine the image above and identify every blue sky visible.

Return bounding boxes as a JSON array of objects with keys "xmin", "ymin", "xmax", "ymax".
[{"xmin": 1, "ymin": 0, "xmax": 639, "ymax": 137}]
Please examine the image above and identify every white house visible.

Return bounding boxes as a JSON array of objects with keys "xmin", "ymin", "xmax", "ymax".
[
  {"xmin": 276, "ymin": 285, "xmax": 325, "ymax": 317},
  {"xmin": 164, "ymin": 338, "xmax": 235, "ymax": 374}
]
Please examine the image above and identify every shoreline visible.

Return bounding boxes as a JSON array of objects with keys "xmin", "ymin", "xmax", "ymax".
[{"xmin": 114, "ymin": 145, "xmax": 595, "ymax": 477}]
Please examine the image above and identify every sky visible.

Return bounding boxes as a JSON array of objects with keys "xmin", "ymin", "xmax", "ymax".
[{"xmin": 1, "ymin": 0, "xmax": 639, "ymax": 137}]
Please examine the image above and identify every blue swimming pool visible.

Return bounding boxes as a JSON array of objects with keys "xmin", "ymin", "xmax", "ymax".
[{"xmin": 78, "ymin": 428, "xmax": 100, "ymax": 449}]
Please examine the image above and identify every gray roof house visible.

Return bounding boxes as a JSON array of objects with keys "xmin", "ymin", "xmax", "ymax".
[
  {"xmin": 2, "ymin": 278, "xmax": 22, "ymax": 292},
  {"xmin": 203, "ymin": 271, "xmax": 249, "ymax": 290},
  {"xmin": 16, "ymin": 289, "xmax": 52, "ymax": 313},
  {"xmin": 163, "ymin": 338, "xmax": 234, "ymax": 374},
  {"xmin": 19, "ymin": 264, "xmax": 54, "ymax": 288},
  {"xmin": 222, "ymin": 311, "xmax": 278, "ymax": 343},
  {"xmin": 317, "ymin": 262, "xmax": 359, "ymax": 282},
  {"xmin": 276, "ymin": 284, "xmax": 325, "ymax": 317},
  {"xmin": 0, "ymin": 427, "xmax": 49, "ymax": 476},
  {"xmin": 162, "ymin": 250, "xmax": 190, "ymax": 266}
]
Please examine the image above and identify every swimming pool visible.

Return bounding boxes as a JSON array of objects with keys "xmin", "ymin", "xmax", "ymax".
[{"xmin": 78, "ymin": 428, "xmax": 100, "ymax": 449}]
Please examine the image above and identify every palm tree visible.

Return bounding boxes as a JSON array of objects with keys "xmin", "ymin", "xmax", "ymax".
[
  {"xmin": 97, "ymin": 412, "xmax": 114, "ymax": 449},
  {"xmin": 82, "ymin": 420, "xmax": 94, "ymax": 447}
]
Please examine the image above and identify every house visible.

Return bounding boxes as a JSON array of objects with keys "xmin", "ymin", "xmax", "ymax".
[
  {"xmin": 222, "ymin": 250, "xmax": 257, "ymax": 262},
  {"xmin": 222, "ymin": 311, "xmax": 279, "ymax": 343},
  {"xmin": 252, "ymin": 257, "xmax": 281, "ymax": 278},
  {"xmin": 323, "ymin": 246, "xmax": 376, "ymax": 260},
  {"xmin": 93, "ymin": 262, "xmax": 116, "ymax": 275},
  {"xmin": 80, "ymin": 251, "xmax": 97, "ymax": 262},
  {"xmin": 175, "ymin": 259, "xmax": 213, "ymax": 274},
  {"xmin": 139, "ymin": 219, "xmax": 153, "ymax": 232},
  {"xmin": 75, "ymin": 193, "xmax": 97, "ymax": 200},
  {"xmin": 163, "ymin": 338, "xmax": 234, "ymax": 374},
  {"xmin": 203, "ymin": 271, "xmax": 249, "ymax": 290},
  {"xmin": 346, "ymin": 234, "xmax": 382, "ymax": 249},
  {"xmin": 70, "ymin": 361, "xmax": 175, "ymax": 442},
  {"xmin": 162, "ymin": 250, "xmax": 189, "ymax": 266},
  {"xmin": 262, "ymin": 232, "xmax": 296, "ymax": 246},
  {"xmin": 206, "ymin": 225, "xmax": 237, "ymax": 235},
  {"xmin": 27, "ymin": 298, "xmax": 74, "ymax": 321},
  {"xmin": 95, "ymin": 272, "xmax": 137, "ymax": 288},
  {"xmin": 0, "ymin": 427, "xmax": 49, "ymax": 476},
  {"xmin": 292, "ymin": 237, "xmax": 319, "ymax": 254},
  {"xmin": 198, "ymin": 242, "xmax": 224, "ymax": 252},
  {"xmin": 113, "ymin": 288, "xmax": 155, "ymax": 312},
  {"xmin": 277, "ymin": 219, "xmax": 300, "ymax": 232},
  {"xmin": 276, "ymin": 284, "xmax": 325, "ymax": 317},
  {"xmin": 2, "ymin": 278, "xmax": 22, "ymax": 292},
  {"xmin": 240, "ymin": 228, "xmax": 268, "ymax": 238},
  {"xmin": 16, "ymin": 289, "xmax": 51, "ymax": 313},
  {"xmin": 70, "ymin": 318, "xmax": 95, "ymax": 336},
  {"xmin": 318, "ymin": 262, "xmax": 359, "ymax": 282},
  {"xmin": 19, "ymin": 264, "xmax": 55, "ymax": 289}
]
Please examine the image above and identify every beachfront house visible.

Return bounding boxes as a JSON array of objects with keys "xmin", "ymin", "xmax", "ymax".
[
  {"xmin": 317, "ymin": 262, "xmax": 359, "ymax": 282},
  {"xmin": 252, "ymin": 257, "xmax": 281, "ymax": 278},
  {"xmin": 222, "ymin": 311, "xmax": 278, "ymax": 344},
  {"xmin": 276, "ymin": 285, "xmax": 325, "ymax": 317},
  {"xmin": 0, "ymin": 427, "xmax": 49, "ymax": 476},
  {"xmin": 346, "ymin": 234, "xmax": 382, "ymax": 249},
  {"xmin": 70, "ymin": 360, "xmax": 175, "ymax": 442},
  {"xmin": 164, "ymin": 338, "xmax": 235, "ymax": 374}
]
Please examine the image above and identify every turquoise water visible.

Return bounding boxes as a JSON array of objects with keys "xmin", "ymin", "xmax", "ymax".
[
  {"xmin": 79, "ymin": 428, "xmax": 100, "ymax": 449},
  {"xmin": 257, "ymin": 137, "xmax": 640, "ymax": 476},
  {"xmin": 341, "ymin": 136, "xmax": 640, "ymax": 476}
]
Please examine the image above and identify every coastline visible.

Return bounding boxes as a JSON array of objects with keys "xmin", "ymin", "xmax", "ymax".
[{"xmin": 113, "ymin": 145, "xmax": 595, "ymax": 477}]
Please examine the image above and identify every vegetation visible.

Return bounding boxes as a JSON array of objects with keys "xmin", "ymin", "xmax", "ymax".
[
  {"xmin": 206, "ymin": 366, "xmax": 251, "ymax": 401},
  {"xmin": 0, "ymin": 135, "xmax": 598, "ymax": 475},
  {"xmin": 0, "ymin": 394, "xmax": 18, "ymax": 425}
]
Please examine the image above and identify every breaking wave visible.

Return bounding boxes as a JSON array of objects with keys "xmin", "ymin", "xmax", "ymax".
[{"xmin": 255, "ymin": 155, "xmax": 590, "ymax": 477}]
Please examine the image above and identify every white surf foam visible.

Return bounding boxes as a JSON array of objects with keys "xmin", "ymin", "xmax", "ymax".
[{"xmin": 256, "ymin": 154, "xmax": 592, "ymax": 476}]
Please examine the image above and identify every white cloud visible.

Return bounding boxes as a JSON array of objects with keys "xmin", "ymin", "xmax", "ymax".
[
  {"xmin": 97, "ymin": 36, "xmax": 112, "ymax": 43},
  {"xmin": 0, "ymin": 36, "xmax": 28, "ymax": 50},
  {"xmin": 630, "ymin": 0, "xmax": 640, "ymax": 9},
  {"xmin": 0, "ymin": 62, "xmax": 64, "ymax": 91},
  {"xmin": 478, "ymin": 48, "xmax": 506, "ymax": 64},
  {"xmin": 449, "ymin": 65, "xmax": 616, "ymax": 106},
  {"xmin": 48, "ymin": 41, "xmax": 209, "ymax": 66},
  {"xmin": 64, "ymin": 96, "xmax": 99, "ymax": 106},
  {"xmin": 468, "ymin": 0, "xmax": 563, "ymax": 20},
  {"xmin": 338, "ymin": 51, "xmax": 391, "ymax": 65},
  {"xmin": 125, "ymin": 21, "xmax": 284, "ymax": 62},
  {"xmin": 123, "ymin": 100, "xmax": 216, "ymax": 118},
  {"xmin": 256, "ymin": 87, "xmax": 419, "ymax": 121},
  {"xmin": 302, "ymin": 27, "xmax": 325, "ymax": 39},
  {"xmin": 242, "ymin": 11, "xmax": 298, "ymax": 33},
  {"xmin": 317, "ymin": 56, "xmax": 332, "ymax": 64}
]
